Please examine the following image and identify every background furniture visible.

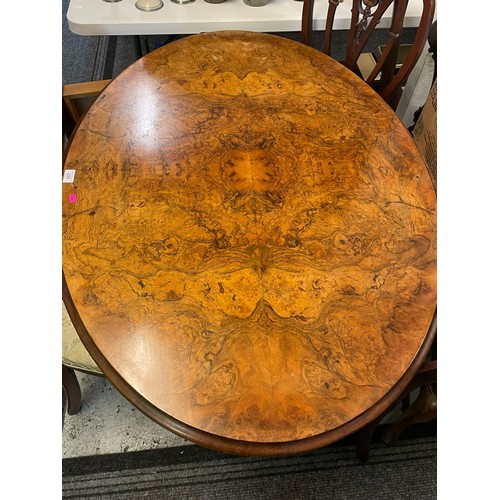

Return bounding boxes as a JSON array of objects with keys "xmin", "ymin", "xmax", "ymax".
[
  {"xmin": 301, "ymin": 0, "xmax": 435, "ymax": 108},
  {"xmin": 408, "ymin": 19, "xmax": 437, "ymax": 132},
  {"xmin": 66, "ymin": 0, "xmax": 426, "ymax": 36},
  {"xmin": 63, "ymin": 79, "xmax": 112, "ymax": 143}
]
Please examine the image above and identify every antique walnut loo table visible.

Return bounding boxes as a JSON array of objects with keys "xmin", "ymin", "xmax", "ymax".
[{"xmin": 62, "ymin": 31, "xmax": 437, "ymax": 456}]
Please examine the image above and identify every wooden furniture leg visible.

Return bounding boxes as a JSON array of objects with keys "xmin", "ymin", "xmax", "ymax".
[
  {"xmin": 382, "ymin": 384, "xmax": 437, "ymax": 445},
  {"xmin": 357, "ymin": 357, "xmax": 437, "ymax": 461},
  {"xmin": 62, "ymin": 365, "xmax": 82, "ymax": 415},
  {"xmin": 356, "ymin": 413, "xmax": 387, "ymax": 463}
]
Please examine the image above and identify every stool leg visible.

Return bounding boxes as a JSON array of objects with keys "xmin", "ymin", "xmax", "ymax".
[{"xmin": 62, "ymin": 365, "xmax": 82, "ymax": 415}]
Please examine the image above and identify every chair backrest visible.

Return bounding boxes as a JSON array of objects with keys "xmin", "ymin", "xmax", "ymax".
[
  {"xmin": 301, "ymin": 0, "xmax": 435, "ymax": 106},
  {"xmin": 62, "ymin": 79, "xmax": 112, "ymax": 146}
]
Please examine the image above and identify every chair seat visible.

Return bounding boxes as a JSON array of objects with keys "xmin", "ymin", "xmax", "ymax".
[{"xmin": 62, "ymin": 302, "xmax": 102, "ymax": 374}]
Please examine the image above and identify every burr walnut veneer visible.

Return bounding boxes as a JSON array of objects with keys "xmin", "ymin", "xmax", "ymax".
[{"xmin": 62, "ymin": 31, "xmax": 437, "ymax": 456}]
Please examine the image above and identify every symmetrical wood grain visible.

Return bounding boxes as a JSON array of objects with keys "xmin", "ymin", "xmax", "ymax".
[{"xmin": 62, "ymin": 31, "xmax": 436, "ymax": 451}]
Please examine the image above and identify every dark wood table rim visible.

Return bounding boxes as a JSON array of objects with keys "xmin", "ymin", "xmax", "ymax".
[
  {"xmin": 63, "ymin": 31, "xmax": 437, "ymax": 457},
  {"xmin": 63, "ymin": 274, "xmax": 435, "ymax": 456}
]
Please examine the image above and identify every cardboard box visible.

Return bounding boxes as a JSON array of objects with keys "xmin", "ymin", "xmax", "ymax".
[{"xmin": 412, "ymin": 80, "xmax": 437, "ymax": 182}]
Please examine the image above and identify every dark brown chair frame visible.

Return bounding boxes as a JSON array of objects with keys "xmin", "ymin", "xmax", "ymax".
[{"xmin": 301, "ymin": 0, "xmax": 436, "ymax": 105}]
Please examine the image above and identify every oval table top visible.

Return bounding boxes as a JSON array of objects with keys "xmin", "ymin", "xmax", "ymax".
[{"xmin": 62, "ymin": 31, "xmax": 437, "ymax": 456}]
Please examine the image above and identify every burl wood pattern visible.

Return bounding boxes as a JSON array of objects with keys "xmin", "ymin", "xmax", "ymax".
[{"xmin": 62, "ymin": 31, "xmax": 436, "ymax": 447}]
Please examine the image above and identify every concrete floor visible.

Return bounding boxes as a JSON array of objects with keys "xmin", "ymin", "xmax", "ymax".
[{"xmin": 62, "ymin": 372, "xmax": 192, "ymax": 459}]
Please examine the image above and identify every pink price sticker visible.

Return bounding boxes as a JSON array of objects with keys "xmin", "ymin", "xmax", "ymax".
[{"xmin": 69, "ymin": 194, "xmax": 77, "ymax": 203}]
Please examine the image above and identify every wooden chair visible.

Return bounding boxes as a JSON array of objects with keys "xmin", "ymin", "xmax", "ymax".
[
  {"xmin": 301, "ymin": 0, "xmax": 436, "ymax": 108},
  {"xmin": 62, "ymin": 79, "xmax": 111, "ymax": 416},
  {"xmin": 63, "ymin": 79, "xmax": 112, "ymax": 147}
]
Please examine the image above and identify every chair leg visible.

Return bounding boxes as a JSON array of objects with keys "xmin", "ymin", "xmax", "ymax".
[
  {"xmin": 382, "ymin": 385, "xmax": 437, "ymax": 445},
  {"xmin": 62, "ymin": 365, "xmax": 82, "ymax": 415}
]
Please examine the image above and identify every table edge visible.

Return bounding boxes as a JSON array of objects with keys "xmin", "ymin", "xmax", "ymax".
[{"xmin": 63, "ymin": 271, "xmax": 436, "ymax": 456}]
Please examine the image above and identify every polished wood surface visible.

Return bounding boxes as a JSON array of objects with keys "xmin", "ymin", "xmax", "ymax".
[{"xmin": 62, "ymin": 31, "xmax": 436, "ymax": 455}]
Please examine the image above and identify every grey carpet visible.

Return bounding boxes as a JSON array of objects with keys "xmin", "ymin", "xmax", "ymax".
[
  {"xmin": 62, "ymin": 0, "xmax": 139, "ymax": 84},
  {"xmin": 62, "ymin": 0, "xmax": 107, "ymax": 84},
  {"xmin": 62, "ymin": 426, "xmax": 437, "ymax": 499}
]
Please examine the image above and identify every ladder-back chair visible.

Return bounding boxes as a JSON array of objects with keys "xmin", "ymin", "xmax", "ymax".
[{"xmin": 301, "ymin": 0, "xmax": 436, "ymax": 107}]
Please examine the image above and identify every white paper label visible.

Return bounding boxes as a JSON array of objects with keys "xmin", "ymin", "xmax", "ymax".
[{"xmin": 63, "ymin": 170, "xmax": 76, "ymax": 183}]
